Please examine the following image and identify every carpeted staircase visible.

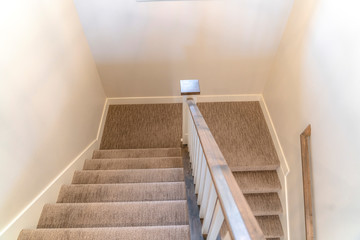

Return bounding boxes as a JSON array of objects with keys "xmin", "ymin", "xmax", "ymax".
[
  {"xmin": 18, "ymin": 102, "xmax": 285, "ymax": 239},
  {"xmin": 18, "ymin": 148, "xmax": 190, "ymax": 240},
  {"xmin": 198, "ymin": 102, "xmax": 284, "ymax": 239}
]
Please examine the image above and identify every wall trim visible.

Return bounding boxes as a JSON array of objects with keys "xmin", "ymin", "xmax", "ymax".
[
  {"xmin": 0, "ymin": 100, "xmax": 109, "ymax": 240},
  {"xmin": 106, "ymin": 94, "xmax": 262, "ymax": 105},
  {"xmin": 259, "ymin": 95, "xmax": 291, "ymax": 240},
  {"xmin": 107, "ymin": 96, "xmax": 183, "ymax": 105}
]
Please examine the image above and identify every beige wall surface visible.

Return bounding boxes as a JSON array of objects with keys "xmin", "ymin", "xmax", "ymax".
[
  {"xmin": 73, "ymin": 0, "xmax": 293, "ymax": 97},
  {"xmin": 0, "ymin": 0, "xmax": 106, "ymax": 234},
  {"xmin": 263, "ymin": 0, "xmax": 360, "ymax": 239}
]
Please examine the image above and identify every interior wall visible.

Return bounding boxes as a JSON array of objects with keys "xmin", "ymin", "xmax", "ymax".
[
  {"xmin": 263, "ymin": 0, "xmax": 360, "ymax": 239},
  {"xmin": 73, "ymin": 0, "xmax": 293, "ymax": 97},
  {"xmin": 0, "ymin": 0, "xmax": 106, "ymax": 234}
]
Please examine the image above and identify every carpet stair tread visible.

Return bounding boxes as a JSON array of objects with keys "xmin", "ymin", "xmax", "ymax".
[
  {"xmin": 83, "ymin": 157, "xmax": 183, "ymax": 170},
  {"xmin": 38, "ymin": 201, "xmax": 189, "ymax": 229},
  {"xmin": 57, "ymin": 182, "xmax": 186, "ymax": 203},
  {"xmin": 72, "ymin": 168, "xmax": 184, "ymax": 184},
  {"xmin": 244, "ymin": 193, "xmax": 282, "ymax": 216},
  {"xmin": 93, "ymin": 148, "xmax": 181, "ymax": 159},
  {"xmin": 18, "ymin": 225, "xmax": 190, "ymax": 240},
  {"xmin": 234, "ymin": 171, "xmax": 281, "ymax": 193},
  {"xmin": 256, "ymin": 215, "xmax": 284, "ymax": 238}
]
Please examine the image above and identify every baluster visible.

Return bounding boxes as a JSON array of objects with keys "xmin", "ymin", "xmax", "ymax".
[
  {"xmin": 190, "ymin": 123, "xmax": 196, "ymax": 167},
  {"xmin": 199, "ymin": 168, "xmax": 211, "ymax": 217},
  {"xmin": 195, "ymin": 151, "xmax": 205, "ymax": 193},
  {"xmin": 192, "ymin": 135, "xmax": 199, "ymax": 176},
  {"xmin": 194, "ymin": 142, "xmax": 202, "ymax": 181},
  {"xmin": 187, "ymin": 112, "xmax": 192, "ymax": 153},
  {"xmin": 197, "ymin": 162, "xmax": 208, "ymax": 205},
  {"xmin": 207, "ymin": 199, "xmax": 225, "ymax": 240},
  {"xmin": 202, "ymin": 182, "xmax": 217, "ymax": 235}
]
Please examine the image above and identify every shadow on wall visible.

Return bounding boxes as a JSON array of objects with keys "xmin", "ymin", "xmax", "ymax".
[{"xmin": 263, "ymin": 0, "xmax": 328, "ymax": 238}]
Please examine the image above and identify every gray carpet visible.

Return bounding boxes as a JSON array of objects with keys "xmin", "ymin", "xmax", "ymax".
[
  {"xmin": 100, "ymin": 104, "xmax": 182, "ymax": 149},
  {"xmin": 18, "ymin": 148, "xmax": 190, "ymax": 240},
  {"xmin": 19, "ymin": 226, "xmax": 190, "ymax": 240},
  {"xmin": 198, "ymin": 102, "xmax": 279, "ymax": 171}
]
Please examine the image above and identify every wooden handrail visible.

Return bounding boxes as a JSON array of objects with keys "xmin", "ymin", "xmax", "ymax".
[
  {"xmin": 300, "ymin": 125, "xmax": 314, "ymax": 240},
  {"xmin": 187, "ymin": 99, "xmax": 265, "ymax": 240}
]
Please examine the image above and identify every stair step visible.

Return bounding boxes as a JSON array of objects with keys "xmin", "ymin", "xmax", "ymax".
[
  {"xmin": 233, "ymin": 171, "xmax": 281, "ymax": 193},
  {"xmin": 93, "ymin": 148, "xmax": 181, "ymax": 159},
  {"xmin": 84, "ymin": 157, "xmax": 183, "ymax": 170},
  {"xmin": 57, "ymin": 182, "xmax": 186, "ymax": 203},
  {"xmin": 18, "ymin": 225, "xmax": 190, "ymax": 240},
  {"xmin": 230, "ymin": 162, "xmax": 280, "ymax": 172},
  {"xmin": 244, "ymin": 193, "xmax": 282, "ymax": 216},
  {"xmin": 38, "ymin": 201, "xmax": 188, "ymax": 229},
  {"xmin": 72, "ymin": 168, "xmax": 184, "ymax": 184},
  {"xmin": 256, "ymin": 215, "xmax": 284, "ymax": 238}
]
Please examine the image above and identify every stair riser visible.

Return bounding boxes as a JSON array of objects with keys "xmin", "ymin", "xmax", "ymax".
[
  {"xmin": 83, "ymin": 158, "xmax": 183, "ymax": 170},
  {"xmin": 38, "ymin": 201, "xmax": 189, "ymax": 229},
  {"xmin": 18, "ymin": 226, "xmax": 190, "ymax": 240},
  {"xmin": 72, "ymin": 169, "xmax": 184, "ymax": 184},
  {"xmin": 93, "ymin": 148, "xmax": 181, "ymax": 159},
  {"xmin": 57, "ymin": 183, "xmax": 186, "ymax": 203}
]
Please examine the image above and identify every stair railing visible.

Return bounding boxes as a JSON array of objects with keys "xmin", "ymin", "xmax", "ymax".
[{"xmin": 185, "ymin": 98, "xmax": 265, "ymax": 240}]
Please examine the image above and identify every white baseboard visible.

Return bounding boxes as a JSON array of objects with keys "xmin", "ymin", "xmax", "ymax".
[
  {"xmin": 107, "ymin": 96, "xmax": 183, "ymax": 105},
  {"xmin": 106, "ymin": 94, "xmax": 262, "ymax": 105},
  {"xmin": 259, "ymin": 95, "xmax": 290, "ymax": 240},
  {"xmin": 0, "ymin": 140, "xmax": 98, "ymax": 240},
  {"xmin": 0, "ymin": 100, "xmax": 109, "ymax": 240}
]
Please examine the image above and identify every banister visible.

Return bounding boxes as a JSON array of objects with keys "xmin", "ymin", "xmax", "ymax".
[
  {"xmin": 186, "ymin": 99, "xmax": 265, "ymax": 240},
  {"xmin": 300, "ymin": 125, "xmax": 314, "ymax": 240}
]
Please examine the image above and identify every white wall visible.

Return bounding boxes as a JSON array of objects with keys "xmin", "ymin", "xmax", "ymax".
[
  {"xmin": 263, "ymin": 0, "xmax": 360, "ymax": 239},
  {"xmin": 0, "ymin": 0, "xmax": 106, "ymax": 236},
  {"xmin": 73, "ymin": 0, "xmax": 293, "ymax": 97}
]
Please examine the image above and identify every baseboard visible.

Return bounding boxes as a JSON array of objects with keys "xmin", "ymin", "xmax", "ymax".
[
  {"xmin": 0, "ymin": 100, "xmax": 109, "ymax": 240},
  {"xmin": 107, "ymin": 96, "xmax": 183, "ymax": 105},
  {"xmin": 0, "ymin": 140, "xmax": 98, "ymax": 240},
  {"xmin": 259, "ymin": 95, "xmax": 290, "ymax": 240},
  {"xmin": 106, "ymin": 94, "xmax": 262, "ymax": 105}
]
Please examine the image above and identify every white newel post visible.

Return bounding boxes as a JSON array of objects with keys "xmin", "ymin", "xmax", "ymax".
[{"xmin": 182, "ymin": 96, "xmax": 197, "ymax": 146}]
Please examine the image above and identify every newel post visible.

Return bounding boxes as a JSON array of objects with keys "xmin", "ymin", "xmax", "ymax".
[{"xmin": 180, "ymin": 79, "xmax": 200, "ymax": 146}]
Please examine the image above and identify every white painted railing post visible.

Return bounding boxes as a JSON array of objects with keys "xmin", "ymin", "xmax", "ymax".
[{"xmin": 182, "ymin": 96, "xmax": 189, "ymax": 145}]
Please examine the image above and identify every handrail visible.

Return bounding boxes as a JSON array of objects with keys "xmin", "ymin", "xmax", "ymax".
[
  {"xmin": 186, "ymin": 99, "xmax": 265, "ymax": 240},
  {"xmin": 300, "ymin": 125, "xmax": 314, "ymax": 240}
]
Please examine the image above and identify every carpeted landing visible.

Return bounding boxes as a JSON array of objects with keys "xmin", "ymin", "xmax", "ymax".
[
  {"xmin": 18, "ymin": 148, "xmax": 190, "ymax": 240},
  {"xmin": 100, "ymin": 104, "xmax": 182, "ymax": 149}
]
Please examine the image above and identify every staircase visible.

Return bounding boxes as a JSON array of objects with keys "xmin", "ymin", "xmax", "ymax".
[
  {"xmin": 18, "ymin": 148, "xmax": 190, "ymax": 240},
  {"xmin": 198, "ymin": 102, "xmax": 284, "ymax": 239}
]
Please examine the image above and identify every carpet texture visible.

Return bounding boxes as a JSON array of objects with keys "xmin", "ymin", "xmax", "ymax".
[
  {"xmin": 198, "ymin": 102, "xmax": 279, "ymax": 171},
  {"xmin": 19, "ymin": 226, "xmax": 190, "ymax": 240},
  {"xmin": 100, "ymin": 104, "xmax": 182, "ymax": 149},
  {"xmin": 18, "ymin": 148, "xmax": 190, "ymax": 240}
]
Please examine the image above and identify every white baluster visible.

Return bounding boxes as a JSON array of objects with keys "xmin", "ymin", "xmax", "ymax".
[
  {"xmin": 207, "ymin": 199, "xmax": 225, "ymax": 240},
  {"xmin": 195, "ymin": 151, "xmax": 205, "ymax": 193},
  {"xmin": 202, "ymin": 182, "xmax": 217, "ymax": 234},
  {"xmin": 194, "ymin": 142, "xmax": 202, "ymax": 181},
  {"xmin": 197, "ymin": 162, "xmax": 208, "ymax": 205},
  {"xmin": 199, "ymin": 168, "xmax": 211, "ymax": 216}
]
